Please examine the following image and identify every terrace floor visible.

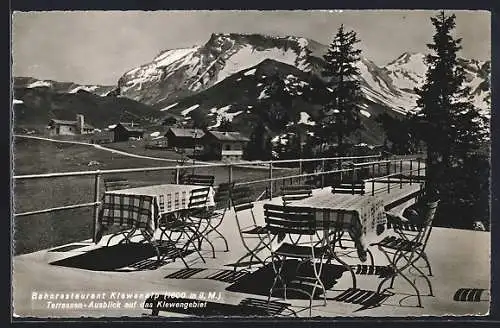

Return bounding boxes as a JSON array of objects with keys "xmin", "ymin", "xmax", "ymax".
[{"xmin": 13, "ymin": 186, "xmax": 490, "ymax": 318}]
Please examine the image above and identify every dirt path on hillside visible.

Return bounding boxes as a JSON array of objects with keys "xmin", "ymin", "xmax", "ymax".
[
  {"xmin": 13, "ymin": 135, "xmax": 285, "ymax": 170},
  {"xmin": 14, "ymin": 135, "xmax": 206, "ymax": 164}
]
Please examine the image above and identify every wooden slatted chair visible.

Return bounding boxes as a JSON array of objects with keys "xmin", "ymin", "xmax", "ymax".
[
  {"xmin": 264, "ymin": 203, "xmax": 328, "ymax": 316},
  {"xmin": 232, "ymin": 186, "xmax": 272, "ymax": 271},
  {"xmin": 100, "ymin": 177, "xmax": 133, "ymax": 246},
  {"xmin": 372, "ymin": 199, "xmax": 440, "ymax": 308},
  {"xmin": 188, "ymin": 182, "xmax": 234, "ymax": 258},
  {"xmin": 104, "ymin": 177, "xmax": 130, "ymax": 191},
  {"xmin": 282, "ymin": 184, "xmax": 313, "ymax": 205},
  {"xmin": 180, "ymin": 174, "xmax": 215, "ymax": 187},
  {"xmin": 331, "ymin": 182, "xmax": 365, "ymax": 195},
  {"xmin": 385, "ymin": 197, "xmax": 432, "ymax": 275}
]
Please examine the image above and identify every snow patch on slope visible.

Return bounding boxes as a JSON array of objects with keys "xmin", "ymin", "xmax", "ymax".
[
  {"xmin": 27, "ymin": 80, "xmax": 52, "ymax": 88},
  {"xmin": 258, "ymin": 89, "xmax": 270, "ymax": 100},
  {"xmin": 298, "ymin": 112, "xmax": 315, "ymax": 125},
  {"xmin": 359, "ymin": 109, "xmax": 371, "ymax": 118},
  {"xmin": 69, "ymin": 85, "xmax": 99, "ymax": 94},
  {"xmin": 181, "ymin": 104, "xmax": 200, "ymax": 116},
  {"xmin": 155, "ymin": 47, "xmax": 199, "ymax": 67},
  {"xmin": 160, "ymin": 102, "xmax": 179, "ymax": 111},
  {"xmin": 244, "ymin": 68, "xmax": 257, "ymax": 76},
  {"xmin": 208, "ymin": 105, "xmax": 244, "ymax": 128},
  {"xmin": 215, "ymin": 45, "xmax": 303, "ymax": 84}
]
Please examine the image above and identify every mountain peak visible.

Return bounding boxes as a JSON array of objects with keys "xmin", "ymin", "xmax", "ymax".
[
  {"xmin": 205, "ymin": 32, "xmax": 312, "ymax": 50},
  {"xmin": 386, "ymin": 52, "xmax": 425, "ymax": 67}
]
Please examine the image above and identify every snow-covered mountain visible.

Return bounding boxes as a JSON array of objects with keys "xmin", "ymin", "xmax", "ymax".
[
  {"xmin": 117, "ymin": 33, "xmax": 490, "ymax": 122},
  {"xmin": 12, "ymin": 77, "xmax": 161, "ymax": 131},
  {"xmin": 155, "ymin": 58, "xmax": 390, "ymax": 145},
  {"xmin": 118, "ymin": 33, "xmax": 327, "ymax": 105},
  {"xmin": 13, "ymin": 77, "xmax": 117, "ymax": 97},
  {"xmin": 359, "ymin": 52, "xmax": 491, "ymax": 118}
]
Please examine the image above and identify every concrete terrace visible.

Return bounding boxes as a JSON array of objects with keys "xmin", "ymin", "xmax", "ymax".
[{"xmin": 13, "ymin": 184, "xmax": 490, "ymax": 318}]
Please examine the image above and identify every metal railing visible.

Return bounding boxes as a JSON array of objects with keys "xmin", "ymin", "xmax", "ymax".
[
  {"xmin": 13, "ymin": 153, "xmax": 425, "ymax": 242},
  {"xmin": 362, "ymin": 157, "xmax": 426, "ymax": 195}
]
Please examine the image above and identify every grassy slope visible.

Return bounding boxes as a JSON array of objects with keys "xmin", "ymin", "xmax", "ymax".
[{"xmin": 13, "ymin": 138, "xmax": 295, "ymax": 254}]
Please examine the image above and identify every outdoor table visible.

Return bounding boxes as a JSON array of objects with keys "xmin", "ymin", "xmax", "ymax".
[
  {"xmin": 289, "ymin": 187, "xmax": 387, "ymax": 262},
  {"xmin": 96, "ymin": 184, "xmax": 215, "ymax": 243}
]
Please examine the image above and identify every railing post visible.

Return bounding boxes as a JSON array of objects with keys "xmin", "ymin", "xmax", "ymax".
[
  {"xmin": 371, "ymin": 163, "xmax": 375, "ymax": 196},
  {"xmin": 321, "ymin": 159, "xmax": 325, "ymax": 189},
  {"xmin": 338, "ymin": 159, "xmax": 343, "ymax": 183},
  {"xmin": 228, "ymin": 163, "xmax": 233, "ymax": 184},
  {"xmin": 269, "ymin": 160, "xmax": 273, "ymax": 200},
  {"xmin": 386, "ymin": 161, "xmax": 390, "ymax": 193},
  {"xmin": 400, "ymin": 159, "xmax": 403, "ymax": 189},
  {"xmin": 92, "ymin": 172, "xmax": 101, "ymax": 243},
  {"xmin": 299, "ymin": 158, "xmax": 303, "ymax": 184},
  {"xmin": 175, "ymin": 165, "xmax": 180, "ymax": 184},
  {"xmin": 409, "ymin": 159, "xmax": 413, "ymax": 185},
  {"xmin": 351, "ymin": 163, "xmax": 355, "ymax": 195},
  {"xmin": 417, "ymin": 158, "xmax": 421, "ymax": 180}
]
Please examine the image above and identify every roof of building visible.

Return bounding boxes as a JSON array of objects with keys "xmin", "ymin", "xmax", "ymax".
[
  {"xmin": 91, "ymin": 131, "xmax": 114, "ymax": 138},
  {"xmin": 49, "ymin": 119, "xmax": 94, "ymax": 130},
  {"xmin": 205, "ymin": 131, "xmax": 250, "ymax": 142},
  {"xmin": 116, "ymin": 122, "xmax": 144, "ymax": 133},
  {"xmin": 166, "ymin": 128, "xmax": 205, "ymax": 138}
]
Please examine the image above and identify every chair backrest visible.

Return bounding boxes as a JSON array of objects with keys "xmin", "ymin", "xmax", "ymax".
[
  {"xmin": 282, "ymin": 184, "xmax": 313, "ymax": 204},
  {"xmin": 263, "ymin": 203, "xmax": 316, "ymax": 235},
  {"xmin": 214, "ymin": 182, "xmax": 234, "ymax": 210},
  {"xmin": 399, "ymin": 199, "xmax": 439, "ymax": 249},
  {"xmin": 104, "ymin": 178, "xmax": 130, "ymax": 191},
  {"xmin": 420, "ymin": 200, "xmax": 440, "ymax": 246},
  {"xmin": 187, "ymin": 187, "xmax": 211, "ymax": 208},
  {"xmin": 331, "ymin": 182, "xmax": 365, "ymax": 195},
  {"xmin": 231, "ymin": 185, "xmax": 255, "ymax": 212},
  {"xmin": 180, "ymin": 174, "xmax": 215, "ymax": 186}
]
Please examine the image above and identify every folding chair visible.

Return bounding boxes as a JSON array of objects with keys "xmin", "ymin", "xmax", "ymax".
[
  {"xmin": 373, "ymin": 199, "xmax": 440, "ymax": 307},
  {"xmin": 99, "ymin": 178, "xmax": 136, "ymax": 245},
  {"xmin": 157, "ymin": 187, "xmax": 212, "ymax": 266},
  {"xmin": 232, "ymin": 186, "xmax": 273, "ymax": 271},
  {"xmin": 188, "ymin": 182, "xmax": 234, "ymax": 258},
  {"xmin": 282, "ymin": 184, "xmax": 313, "ymax": 205},
  {"xmin": 180, "ymin": 174, "xmax": 215, "ymax": 187},
  {"xmin": 331, "ymin": 182, "xmax": 365, "ymax": 195},
  {"xmin": 264, "ymin": 203, "xmax": 329, "ymax": 316},
  {"xmin": 385, "ymin": 202, "xmax": 432, "ymax": 275}
]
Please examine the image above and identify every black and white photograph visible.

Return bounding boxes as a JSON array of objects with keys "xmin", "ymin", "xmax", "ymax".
[{"xmin": 11, "ymin": 9, "xmax": 491, "ymax": 318}]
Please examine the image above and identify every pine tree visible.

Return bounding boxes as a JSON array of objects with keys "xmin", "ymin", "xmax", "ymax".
[
  {"xmin": 317, "ymin": 24, "xmax": 363, "ymax": 155},
  {"xmin": 243, "ymin": 121, "xmax": 272, "ymax": 160},
  {"xmin": 415, "ymin": 11, "xmax": 489, "ymax": 229},
  {"xmin": 415, "ymin": 11, "xmax": 485, "ymax": 201}
]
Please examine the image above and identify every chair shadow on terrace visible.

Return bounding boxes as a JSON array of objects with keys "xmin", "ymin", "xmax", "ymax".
[
  {"xmin": 49, "ymin": 242, "xmax": 193, "ymax": 272},
  {"xmin": 225, "ymin": 259, "xmax": 346, "ymax": 300}
]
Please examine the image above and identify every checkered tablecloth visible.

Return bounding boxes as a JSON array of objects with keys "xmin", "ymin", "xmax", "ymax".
[
  {"xmin": 290, "ymin": 188, "xmax": 387, "ymax": 262},
  {"xmin": 98, "ymin": 184, "xmax": 215, "ymax": 241}
]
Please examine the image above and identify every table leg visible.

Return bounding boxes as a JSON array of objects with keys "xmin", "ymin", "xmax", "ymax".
[{"xmin": 327, "ymin": 229, "xmax": 357, "ymax": 289}]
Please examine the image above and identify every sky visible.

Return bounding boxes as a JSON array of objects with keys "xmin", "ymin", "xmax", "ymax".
[{"xmin": 11, "ymin": 10, "xmax": 491, "ymax": 85}]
